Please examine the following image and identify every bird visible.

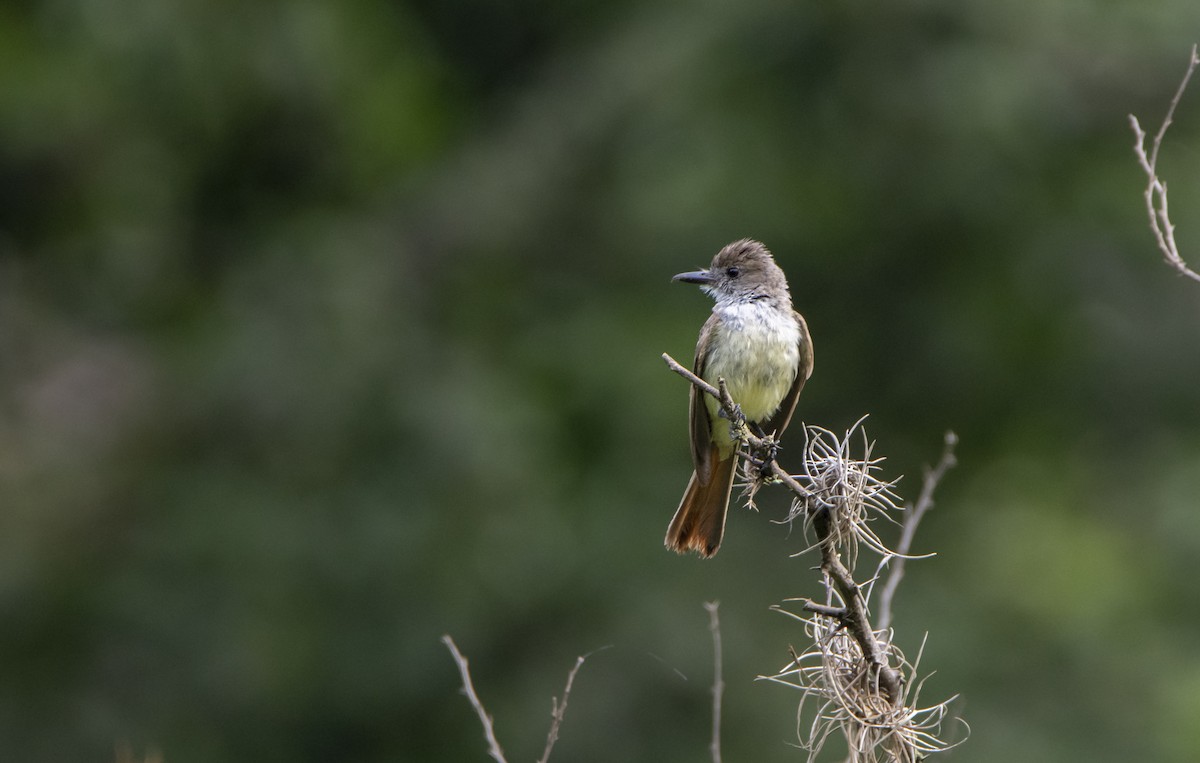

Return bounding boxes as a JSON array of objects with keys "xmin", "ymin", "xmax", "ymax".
[{"xmin": 665, "ymin": 239, "xmax": 813, "ymax": 557}]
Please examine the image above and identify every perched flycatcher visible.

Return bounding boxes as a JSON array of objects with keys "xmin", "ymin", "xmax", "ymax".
[{"xmin": 665, "ymin": 239, "xmax": 814, "ymax": 558}]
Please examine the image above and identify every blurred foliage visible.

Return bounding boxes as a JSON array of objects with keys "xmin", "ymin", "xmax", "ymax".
[{"xmin": 3, "ymin": 0, "xmax": 1200, "ymax": 761}]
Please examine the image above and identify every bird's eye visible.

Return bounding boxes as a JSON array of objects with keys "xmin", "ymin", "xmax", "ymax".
[{"xmin": 726, "ymin": 266, "xmax": 740, "ymax": 278}]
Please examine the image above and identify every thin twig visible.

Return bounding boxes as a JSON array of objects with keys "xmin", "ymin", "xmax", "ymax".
[
  {"xmin": 1129, "ymin": 43, "xmax": 1200, "ymax": 283},
  {"xmin": 876, "ymin": 431, "xmax": 958, "ymax": 633},
  {"xmin": 442, "ymin": 635, "xmax": 508, "ymax": 763},
  {"xmin": 537, "ymin": 654, "xmax": 589, "ymax": 763},
  {"xmin": 704, "ymin": 601, "xmax": 724, "ymax": 763},
  {"xmin": 445, "ymin": 634, "xmax": 602, "ymax": 763}
]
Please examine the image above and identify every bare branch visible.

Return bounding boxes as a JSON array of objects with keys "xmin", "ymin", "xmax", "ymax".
[
  {"xmin": 663, "ymin": 352, "xmax": 720, "ymax": 399},
  {"xmin": 442, "ymin": 635, "xmax": 508, "ymax": 763},
  {"xmin": 444, "ymin": 634, "xmax": 601, "ymax": 763},
  {"xmin": 876, "ymin": 431, "xmax": 958, "ymax": 633},
  {"xmin": 1129, "ymin": 44, "xmax": 1200, "ymax": 283},
  {"xmin": 704, "ymin": 602, "xmax": 725, "ymax": 763},
  {"xmin": 537, "ymin": 655, "xmax": 588, "ymax": 763}
]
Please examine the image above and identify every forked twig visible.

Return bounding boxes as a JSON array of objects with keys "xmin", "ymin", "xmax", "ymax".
[
  {"xmin": 1129, "ymin": 44, "xmax": 1200, "ymax": 283},
  {"xmin": 443, "ymin": 634, "xmax": 602, "ymax": 763},
  {"xmin": 537, "ymin": 654, "xmax": 588, "ymax": 763},
  {"xmin": 876, "ymin": 431, "xmax": 958, "ymax": 633}
]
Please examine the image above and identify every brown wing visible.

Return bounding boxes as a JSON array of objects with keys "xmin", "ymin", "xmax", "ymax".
[
  {"xmin": 689, "ymin": 315, "xmax": 718, "ymax": 484},
  {"xmin": 764, "ymin": 310, "xmax": 814, "ymax": 438}
]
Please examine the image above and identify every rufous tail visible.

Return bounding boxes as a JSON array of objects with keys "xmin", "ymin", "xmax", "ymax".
[{"xmin": 665, "ymin": 449, "xmax": 737, "ymax": 558}]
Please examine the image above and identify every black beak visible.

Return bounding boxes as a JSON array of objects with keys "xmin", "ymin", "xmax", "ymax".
[{"xmin": 672, "ymin": 269, "xmax": 713, "ymax": 285}]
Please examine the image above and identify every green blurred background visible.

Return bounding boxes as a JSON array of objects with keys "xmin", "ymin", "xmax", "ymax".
[{"xmin": 4, "ymin": 0, "xmax": 1200, "ymax": 760}]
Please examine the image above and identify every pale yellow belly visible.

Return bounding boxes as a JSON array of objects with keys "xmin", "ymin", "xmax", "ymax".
[{"xmin": 702, "ymin": 305, "xmax": 800, "ymax": 456}]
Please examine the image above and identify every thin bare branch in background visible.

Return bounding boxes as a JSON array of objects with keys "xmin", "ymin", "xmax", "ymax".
[
  {"xmin": 442, "ymin": 635, "xmax": 509, "ymax": 763},
  {"xmin": 704, "ymin": 601, "xmax": 725, "ymax": 763},
  {"xmin": 876, "ymin": 431, "xmax": 958, "ymax": 633},
  {"xmin": 1129, "ymin": 43, "xmax": 1200, "ymax": 283},
  {"xmin": 444, "ymin": 635, "xmax": 601, "ymax": 763},
  {"xmin": 537, "ymin": 654, "xmax": 589, "ymax": 763}
]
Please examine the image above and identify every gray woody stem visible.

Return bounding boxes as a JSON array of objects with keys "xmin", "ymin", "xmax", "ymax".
[{"xmin": 1129, "ymin": 44, "xmax": 1200, "ymax": 283}]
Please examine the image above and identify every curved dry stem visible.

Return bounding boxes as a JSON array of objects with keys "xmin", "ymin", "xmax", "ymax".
[{"xmin": 1129, "ymin": 44, "xmax": 1200, "ymax": 283}]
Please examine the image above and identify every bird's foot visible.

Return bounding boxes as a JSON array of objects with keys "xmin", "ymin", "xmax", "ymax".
[{"xmin": 752, "ymin": 435, "xmax": 782, "ymax": 479}]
